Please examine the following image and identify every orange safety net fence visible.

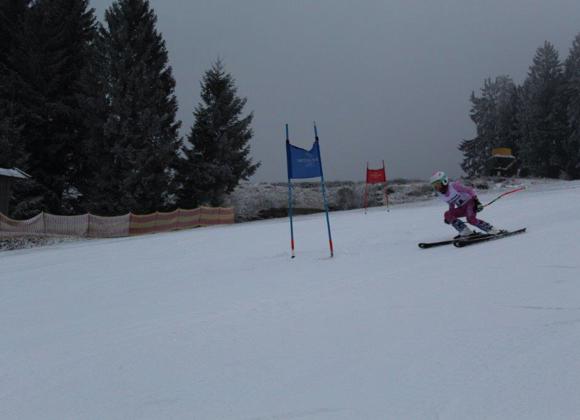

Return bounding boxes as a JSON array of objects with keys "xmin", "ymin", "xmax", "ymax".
[{"xmin": 0, "ymin": 207, "xmax": 234, "ymax": 238}]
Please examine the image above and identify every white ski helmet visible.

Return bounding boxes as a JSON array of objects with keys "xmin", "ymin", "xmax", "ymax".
[{"xmin": 429, "ymin": 171, "xmax": 448, "ymax": 186}]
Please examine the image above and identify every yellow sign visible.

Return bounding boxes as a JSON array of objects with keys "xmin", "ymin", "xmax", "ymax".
[{"xmin": 491, "ymin": 147, "xmax": 513, "ymax": 157}]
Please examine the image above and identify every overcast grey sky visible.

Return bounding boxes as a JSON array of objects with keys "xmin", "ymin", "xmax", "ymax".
[{"xmin": 90, "ymin": 0, "xmax": 580, "ymax": 182}]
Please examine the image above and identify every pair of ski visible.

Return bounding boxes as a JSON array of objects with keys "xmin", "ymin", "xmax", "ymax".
[{"xmin": 418, "ymin": 228, "xmax": 526, "ymax": 249}]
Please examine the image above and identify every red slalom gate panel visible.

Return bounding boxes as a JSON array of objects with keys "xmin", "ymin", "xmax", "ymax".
[{"xmin": 366, "ymin": 168, "xmax": 386, "ymax": 184}]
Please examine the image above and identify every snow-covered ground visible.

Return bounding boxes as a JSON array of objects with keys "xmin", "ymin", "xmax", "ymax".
[{"xmin": 1, "ymin": 179, "xmax": 580, "ymax": 419}]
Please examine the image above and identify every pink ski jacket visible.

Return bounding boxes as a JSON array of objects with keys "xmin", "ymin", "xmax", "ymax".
[{"xmin": 436, "ymin": 180, "xmax": 476, "ymax": 209}]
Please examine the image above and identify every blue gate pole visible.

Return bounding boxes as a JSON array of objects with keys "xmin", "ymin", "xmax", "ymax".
[
  {"xmin": 314, "ymin": 122, "xmax": 334, "ymax": 257},
  {"xmin": 285, "ymin": 124, "xmax": 296, "ymax": 258}
]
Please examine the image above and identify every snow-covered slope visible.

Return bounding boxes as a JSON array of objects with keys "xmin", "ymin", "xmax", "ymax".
[{"xmin": 2, "ymin": 180, "xmax": 580, "ymax": 419}]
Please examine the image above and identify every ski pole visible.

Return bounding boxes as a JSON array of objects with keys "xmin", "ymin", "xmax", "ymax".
[{"xmin": 483, "ymin": 186, "xmax": 526, "ymax": 208}]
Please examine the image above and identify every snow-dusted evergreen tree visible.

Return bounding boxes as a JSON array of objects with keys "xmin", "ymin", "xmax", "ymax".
[
  {"xmin": 518, "ymin": 41, "xmax": 568, "ymax": 178},
  {"xmin": 564, "ymin": 33, "xmax": 580, "ymax": 178},
  {"xmin": 0, "ymin": 0, "xmax": 30, "ymax": 169},
  {"xmin": 2, "ymin": 0, "xmax": 100, "ymax": 215},
  {"xmin": 97, "ymin": 0, "xmax": 181, "ymax": 214},
  {"xmin": 458, "ymin": 137, "xmax": 486, "ymax": 177},
  {"xmin": 459, "ymin": 76, "xmax": 520, "ymax": 176},
  {"xmin": 73, "ymin": 25, "xmax": 113, "ymax": 213},
  {"xmin": 178, "ymin": 60, "xmax": 260, "ymax": 207}
]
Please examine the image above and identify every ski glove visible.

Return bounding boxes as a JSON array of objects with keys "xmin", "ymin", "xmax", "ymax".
[{"xmin": 474, "ymin": 197, "xmax": 484, "ymax": 213}]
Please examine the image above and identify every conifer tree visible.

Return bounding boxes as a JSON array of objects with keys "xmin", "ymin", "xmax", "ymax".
[
  {"xmin": 460, "ymin": 76, "xmax": 519, "ymax": 176},
  {"xmin": 178, "ymin": 60, "xmax": 260, "ymax": 207},
  {"xmin": 4, "ymin": 0, "xmax": 100, "ymax": 214},
  {"xmin": 518, "ymin": 41, "xmax": 568, "ymax": 177},
  {"xmin": 458, "ymin": 137, "xmax": 487, "ymax": 177},
  {"xmin": 73, "ymin": 25, "xmax": 112, "ymax": 213},
  {"xmin": 0, "ymin": 0, "xmax": 30, "ymax": 169},
  {"xmin": 97, "ymin": 0, "xmax": 181, "ymax": 214},
  {"xmin": 564, "ymin": 33, "xmax": 580, "ymax": 178}
]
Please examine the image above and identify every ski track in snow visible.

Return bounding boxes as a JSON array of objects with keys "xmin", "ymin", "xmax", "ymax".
[{"xmin": 1, "ymin": 180, "xmax": 580, "ymax": 419}]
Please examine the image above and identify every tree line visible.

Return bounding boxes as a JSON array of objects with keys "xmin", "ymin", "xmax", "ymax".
[
  {"xmin": 0, "ymin": 0, "xmax": 259, "ymax": 217},
  {"xmin": 460, "ymin": 34, "xmax": 580, "ymax": 179}
]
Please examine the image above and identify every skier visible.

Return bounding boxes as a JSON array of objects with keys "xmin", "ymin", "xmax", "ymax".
[{"xmin": 430, "ymin": 171, "xmax": 503, "ymax": 238}]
